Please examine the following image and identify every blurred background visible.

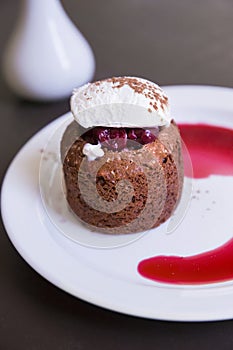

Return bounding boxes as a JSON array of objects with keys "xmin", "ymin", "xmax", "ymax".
[{"xmin": 1, "ymin": 0, "xmax": 233, "ymax": 92}]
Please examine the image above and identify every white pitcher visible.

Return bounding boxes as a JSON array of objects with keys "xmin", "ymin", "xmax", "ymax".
[{"xmin": 2, "ymin": 0, "xmax": 95, "ymax": 101}]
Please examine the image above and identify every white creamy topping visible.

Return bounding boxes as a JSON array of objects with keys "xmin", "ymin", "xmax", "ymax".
[
  {"xmin": 83, "ymin": 142, "xmax": 104, "ymax": 161},
  {"xmin": 70, "ymin": 76, "xmax": 171, "ymax": 128}
]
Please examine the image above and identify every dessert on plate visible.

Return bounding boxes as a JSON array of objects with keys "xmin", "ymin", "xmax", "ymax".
[{"xmin": 61, "ymin": 76, "xmax": 184, "ymax": 234}]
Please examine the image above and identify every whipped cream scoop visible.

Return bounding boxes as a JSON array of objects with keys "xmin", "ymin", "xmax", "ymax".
[{"xmin": 70, "ymin": 76, "xmax": 171, "ymax": 128}]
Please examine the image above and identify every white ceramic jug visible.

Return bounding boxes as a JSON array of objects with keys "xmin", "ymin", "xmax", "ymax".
[{"xmin": 2, "ymin": 0, "xmax": 95, "ymax": 101}]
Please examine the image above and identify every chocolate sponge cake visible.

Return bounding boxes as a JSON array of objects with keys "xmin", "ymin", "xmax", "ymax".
[{"xmin": 61, "ymin": 77, "xmax": 183, "ymax": 234}]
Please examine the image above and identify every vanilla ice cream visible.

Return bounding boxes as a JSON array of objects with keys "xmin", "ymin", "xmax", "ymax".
[{"xmin": 70, "ymin": 76, "xmax": 171, "ymax": 128}]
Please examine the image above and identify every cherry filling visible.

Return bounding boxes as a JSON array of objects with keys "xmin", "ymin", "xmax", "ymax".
[{"xmin": 82, "ymin": 127, "xmax": 159, "ymax": 151}]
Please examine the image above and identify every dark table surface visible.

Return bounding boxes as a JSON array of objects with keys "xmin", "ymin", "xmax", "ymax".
[{"xmin": 1, "ymin": 0, "xmax": 233, "ymax": 349}]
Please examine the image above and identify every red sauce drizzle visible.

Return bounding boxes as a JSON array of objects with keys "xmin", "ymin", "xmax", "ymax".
[{"xmin": 138, "ymin": 123, "xmax": 233, "ymax": 285}]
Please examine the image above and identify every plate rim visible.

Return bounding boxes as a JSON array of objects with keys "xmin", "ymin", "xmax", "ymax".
[{"xmin": 1, "ymin": 85, "xmax": 233, "ymax": 322}]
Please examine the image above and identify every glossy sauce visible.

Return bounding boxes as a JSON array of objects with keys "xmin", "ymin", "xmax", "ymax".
[
  {"xmin": 180, "ymin": 124, "xmax": 233, "ymax": 178},
  {"xmin": 138, "ymin": 123, "xmax": 233, "ymax": 285}
]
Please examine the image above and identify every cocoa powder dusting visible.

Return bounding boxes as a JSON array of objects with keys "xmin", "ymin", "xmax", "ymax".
[{"xmin": 103, "ymin": 77, "xmax": 168, "ymax": 111}]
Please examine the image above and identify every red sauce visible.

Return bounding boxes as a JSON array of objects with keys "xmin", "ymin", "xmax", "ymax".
[
  {"xmin": 138, "ymin": 238, "xmax": 233, "ymax": 285},
  {"xmin": 180, "ymin": 123, "xmax": 233, "ymax": 178},
  {"xmin": 138, "ymin": 123, "xmax": 233, "ymax": 285}
]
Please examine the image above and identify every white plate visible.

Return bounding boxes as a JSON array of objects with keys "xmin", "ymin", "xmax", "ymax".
[{"xmin": 1, "ymin": 85, "xmax": 233, "ymax": 322}]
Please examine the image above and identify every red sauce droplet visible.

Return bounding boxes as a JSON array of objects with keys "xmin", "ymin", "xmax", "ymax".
[{"xmin": 138, "ymin": 123, "xmax": 233, "ymax": 285}]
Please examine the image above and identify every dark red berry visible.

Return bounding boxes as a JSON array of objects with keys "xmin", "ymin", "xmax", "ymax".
[
  {"xmin": 141, "ymin": 129, "xmax": 157, "ymax": 144},
  {"xmin": 106, "ymin": 128, "xmax": 127, "ymax": 150},
  {"xmin": 134, "ymin": 128, "xmax": 144, "ymax": 139},
  {"xmin": 82, "ymin": 126, "xmax": 158, "ymax": 151},
  {"xmin": 127, "ymin": 129, "xmax": 137, "ymax": 140},
  {"xmin": 95, "ymin": 127, "xmax": 110, "ymax": 143}
]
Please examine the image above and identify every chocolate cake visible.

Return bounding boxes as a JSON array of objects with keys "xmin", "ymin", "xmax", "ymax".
[{"xmin": 61, "ymin": 77, "xmax": 184, "ymax": 234}]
